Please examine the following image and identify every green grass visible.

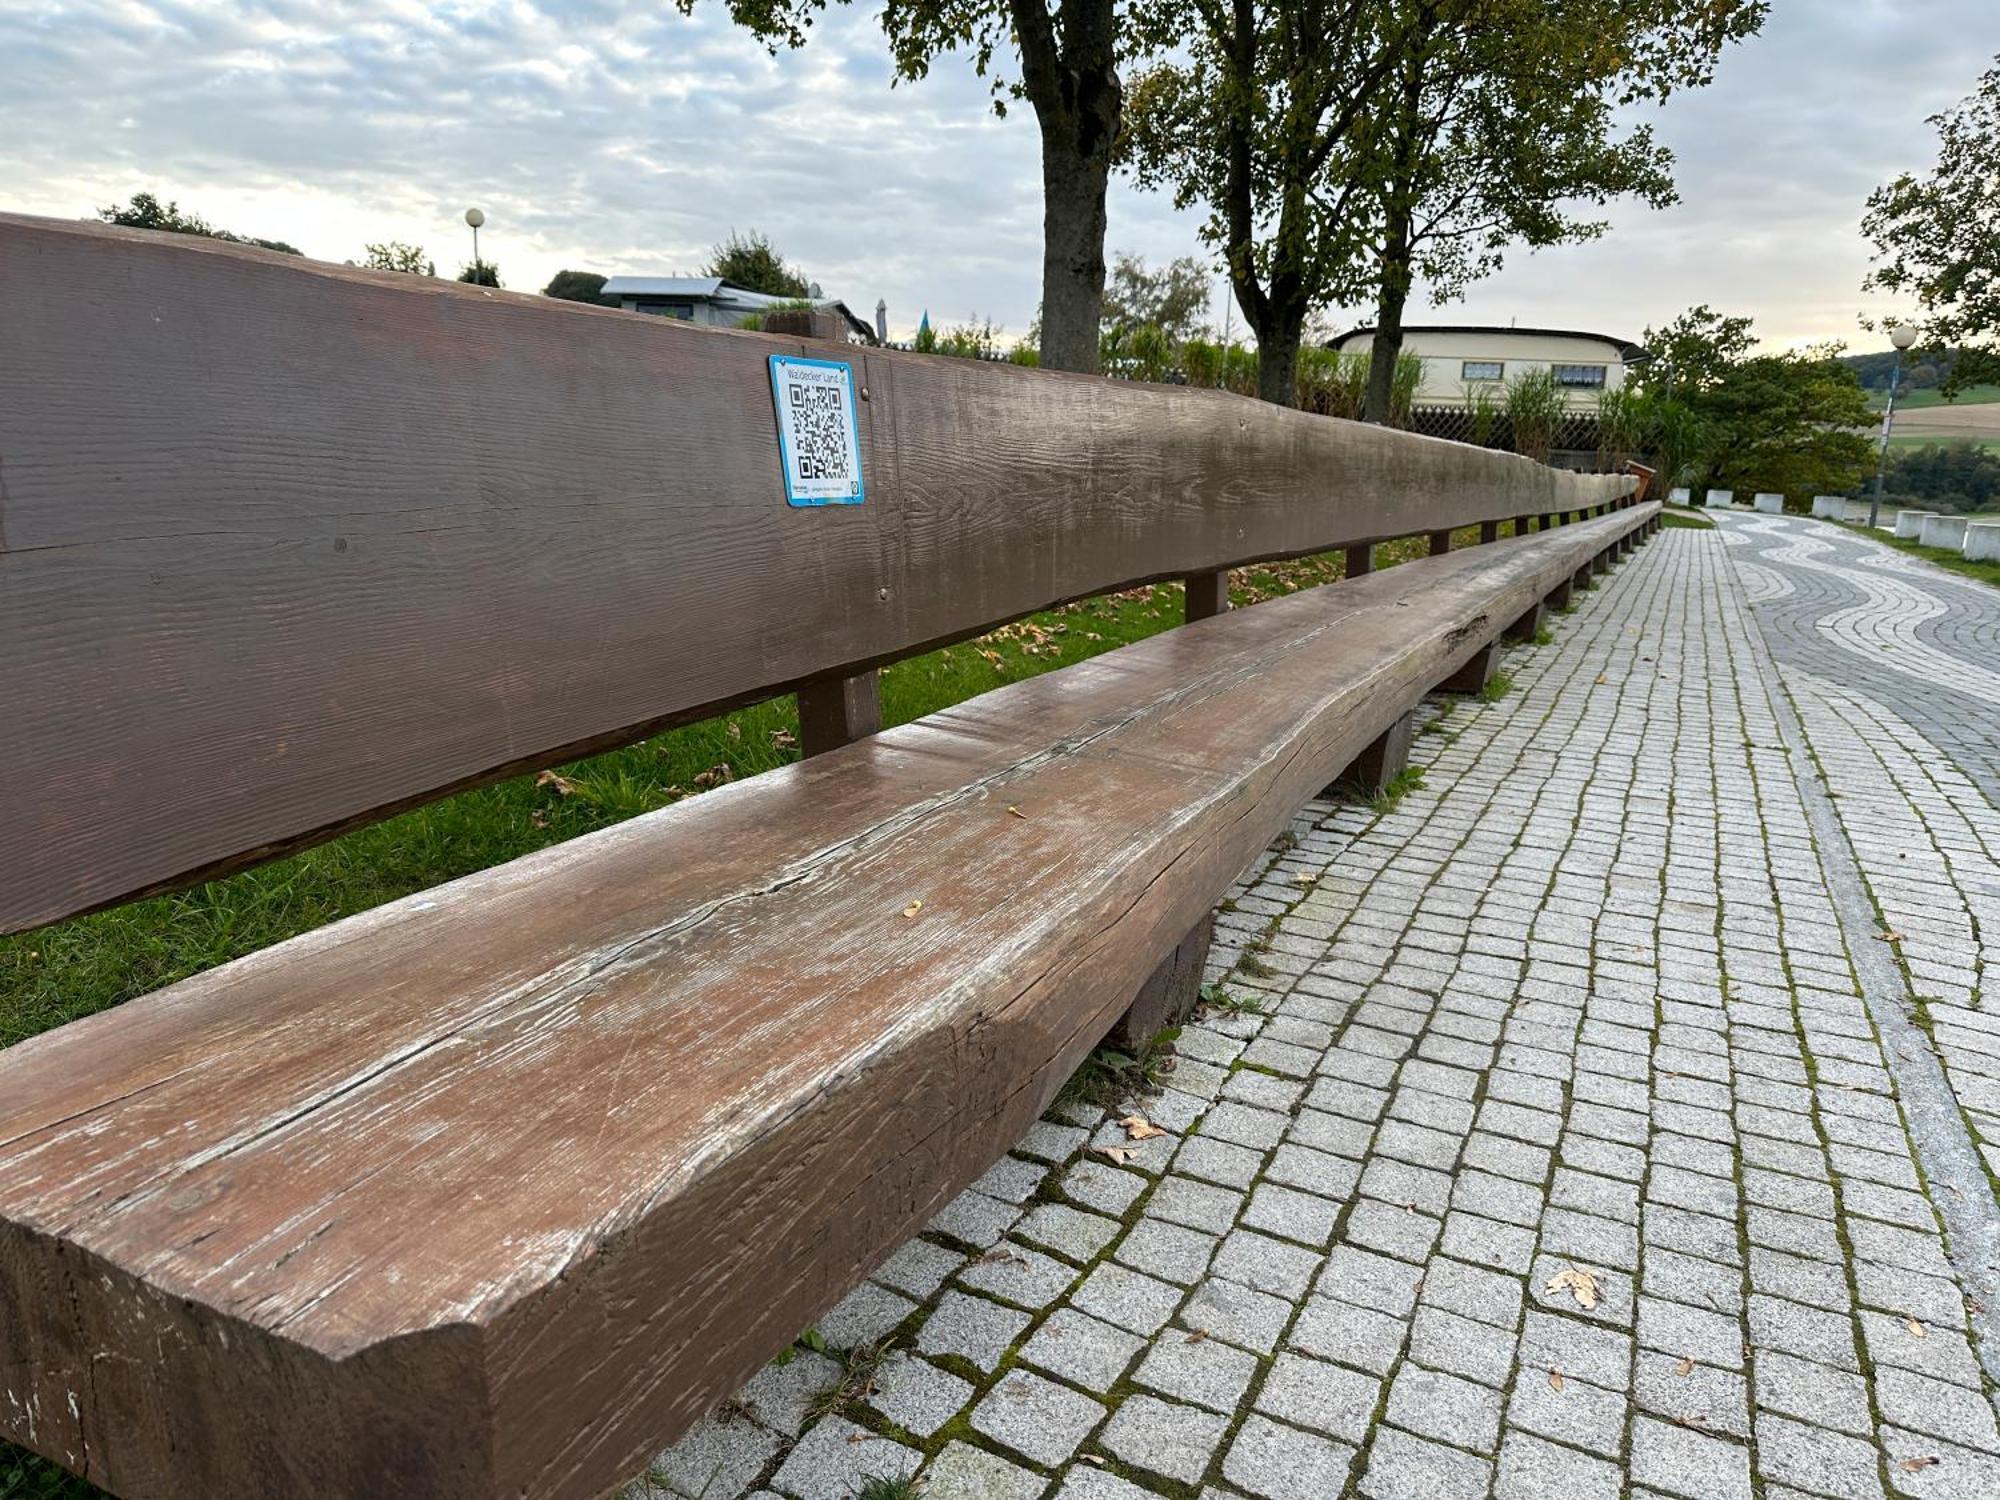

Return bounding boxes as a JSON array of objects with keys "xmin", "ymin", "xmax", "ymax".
[
  {"xmin": 1882, "ymin": 434, "xmax": 2000, "ymax": 453},
  {"xmin": 0, "ymin": 517, "xmax": 1508, "ymax": 1495},
  {"xmin": 1477, "ymin": 671, "xmax": 1515, "ymax": 703},
  {"xmin": 1832, "ymin": 519, "xmax": 2000, "ymax": 591},
  {"xmin": 1867, "ymin": 383, "xmax": 2000, "ymax": 410},
  {"xmin": 1659, "ymin": 508, "xmax": 1714, "ymax": 529}
]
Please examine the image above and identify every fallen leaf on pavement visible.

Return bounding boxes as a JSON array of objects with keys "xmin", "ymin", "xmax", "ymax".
[
  {"xmin": 1907, "ymin": 1317, "xmax": 1928, "ymax": 1339},
  {"xmin": 1899, "ymin": 1456, "xmax": 1939, "ymax": 1473},
  {"xmin": 1117, "ymin": 1115, "xmax": 1166, "ymax": 1141},
  {"xmin": 1675, "ymin": 1357, "xmax": 1695, "ymax": 1377},
  {"xmin": 1006, "ymin": 805, "xmax": 1027, "ymax": 819},
  {"xmin": 903, "ymin": 901, "xmax": 923, "ymax": 918},
  {"xmin": 1544, "ymin": 1265, "xmax": 1600, "ymax": 1310},
  {"xmin": 1547, "ymin": 1369, "xmax": 1565, "ymax": 1392},
  {"xmin": 1090, "ymin": 1144, "xmax": 1135, "ymax": 1164},
  {"xmin": 1186, "ymin": 1328, "xmax": 1209, "ymax": 1344}
]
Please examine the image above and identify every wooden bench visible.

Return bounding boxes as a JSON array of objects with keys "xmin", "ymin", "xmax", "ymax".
[{"xmin": 0, "ymin": 214, "xmax": 1657, "ymax": 1498}]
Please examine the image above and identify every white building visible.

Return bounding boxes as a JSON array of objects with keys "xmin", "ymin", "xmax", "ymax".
[
  {"xmin": 600, "ymin": 277, "xmax": 878, "ymax": 343},
  {"xmin": 1326, "ymin": 325, "xmax": 1651, "ymax": 407}
]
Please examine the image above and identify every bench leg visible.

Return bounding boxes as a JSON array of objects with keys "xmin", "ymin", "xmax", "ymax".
[
  {"xmin": 1547, "ymin": 577, "xmax": 1573, "ymax": 611},
  {"xmin": 1438, "ymin": 639, "xmax": 1504, "ymax": 694},
  {"xmin": 798, "ymin": 670, "xmax": 883, "ymax": 758},
  {"xmin": 1109, "ymin": 914, "xmax": 1213, "ymax": 1051},
  {"xmin": 1326, "ymin": 709, "xmax": 1417, "ymax": 798},
  {"xmin": 1185, "ymin": 568, "xmax": 1230, "ymax": 622},
  {"xmin": 1593, "ymin": 550, "xmax": 1612, "ymax": 577},
  {"xmin": 1479, "ymin": 520, "xmax": 1500, "ymax": 545},
  {"xmin": 1345, "ymin": 543, "xmax": 1374, "ymax": 578},
  {"xmin": 1428, "ymin": 529, "xmax": 1452, "ymax": 557},
  {"xmin": 1504, "ymin": 601, "xmax": 1545, "ymax": 643}
]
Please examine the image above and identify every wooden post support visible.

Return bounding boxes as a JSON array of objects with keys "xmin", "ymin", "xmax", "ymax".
[
  {"xmin": 1593, "ymin": 549, "xmax": 1612, "ymax": 576},
  {"xmin": 1345, "ymin": 543, "xmax": 1374, "ymax": 578},
  {"xmin": 1479, "ymin": 520, "xmax": 1500, "ymax": 545},
  {"xmin": 1438, "ymin": 639, "xmax": 1504, "ymax": 695},
  {"xmin": 1514, "ymin": 517, "xmax": 1531, "ymax": 537},
  {"xmin": 1547, "ymin": 577, "xmax": 1573, "ymax": 611},
  {"xmin": 797, "ymin": 670, "xmax": 883, "ymax": 758},
  {"xmin": 1109, "ymin": 915, "xmax": 1213, "ymax": 1051},
  {"xmin": 1574, "ymin": 563, "xmax": 1594, "ymax": 592},
  {"xmin": 1429, "ymin": 529, "xmax": 1452, "ymax": 557},
  {"xmin": 1328, "ymin": 709, "xmax": 1417, "ymax": 798},
  {"xmin": 1504, "ymin": 601, "xmax": 1545, "ymax": 643},
  {"xmin": 1185, "ymin": 568, "xmax": 1230, "ymax": 622}
]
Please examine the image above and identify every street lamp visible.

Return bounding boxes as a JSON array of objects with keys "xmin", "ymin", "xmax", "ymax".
[
  {"xmin": 464, "ymin": 207, "xmax": 485, "ymax": 277},
  {"xmin": 1868, "ymin": 322, "xmax": 1920, "ymax": 529}
]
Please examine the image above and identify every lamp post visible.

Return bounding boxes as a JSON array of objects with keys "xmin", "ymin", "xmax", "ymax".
[
  {"xmin": 464, "ymin": 207, "xmax": 485, "ymax": 278},
  {"xmin": 1868, "ymin": 322, "xmax": 1920, "ymax": 529}
]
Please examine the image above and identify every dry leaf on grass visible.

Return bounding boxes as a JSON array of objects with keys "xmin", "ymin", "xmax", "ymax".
[
  {"xmin": 1117, "ymin": 1114, "xmax": 1166, "ymax": 1141},
  {"xmin": 1544, "ymin": 1265, "xmax": 1600, "ymax": 1310},
  {"xmin": 535, "ymin": 770, "xmax": 577, "ymax": 796}
]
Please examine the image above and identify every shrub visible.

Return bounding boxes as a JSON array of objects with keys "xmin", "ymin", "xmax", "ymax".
[{"xmin": 1505, "ymin": 368, "xmax": 1565, "ymax": 462}]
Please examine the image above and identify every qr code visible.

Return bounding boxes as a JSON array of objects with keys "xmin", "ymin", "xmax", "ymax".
[{"xmin": 787, "ymin": 381, "xmax": 851, "ymax": 481}]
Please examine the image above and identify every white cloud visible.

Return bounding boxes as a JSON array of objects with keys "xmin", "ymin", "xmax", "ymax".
[{"xmin": 0, "ymin": 0, "xmax": 1993, "ymax": 348}]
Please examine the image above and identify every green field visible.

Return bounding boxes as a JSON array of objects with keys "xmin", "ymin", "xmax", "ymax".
[
  {"xmin": 1884, "ymin": 433, "xmax": 2000, "ymax": 453},
  {"xmin": 1867, "ymin": 383, "xmax": 2000, "ymax": 411}
]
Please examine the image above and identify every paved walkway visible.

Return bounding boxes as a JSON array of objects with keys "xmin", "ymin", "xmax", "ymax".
[{"xmin": 635, "ymin": 519, "xmax": 2000, "ymax": 1500}]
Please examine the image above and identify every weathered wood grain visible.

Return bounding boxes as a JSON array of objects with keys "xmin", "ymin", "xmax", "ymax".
[
  {"xmin": 0, "ymin": 213, "xmax": 1633, "ymax": 933},
  {"xmin": 0, "ymin": 507, "xmax": 1654, "ymax": 1498}
]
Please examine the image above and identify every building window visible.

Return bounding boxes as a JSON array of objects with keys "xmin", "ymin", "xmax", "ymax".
[
  {"xmin": 1552, "ymin": 364, "xmax": 1607, "ymax": 388},
  {"xmin": 1462, "ymin": 360, "xmax": 1504, "ymax": 382}
]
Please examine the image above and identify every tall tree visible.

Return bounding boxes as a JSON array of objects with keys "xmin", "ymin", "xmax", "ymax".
[
  {"xmin": 1348, "ymin": 0, "xmax": 1742, "ymax": 422},
  {"xmin": 1123, "ymin": 0, "xmax": 1413, "ymax": 405},
  {"xmin": 693, "ymin": 1, "xmax": 1135, "ymax": 373},
  {"xmin": 362, "ymin": 241, "xmax": 435, "ymax": 275},
  {"xmin": 457, "ymin": 260, "xmax": 502, "ymax": 288},
  {"xmin": 704, "ymin": 229, "xmax": 811, "ymax": 297},
  {"xmin": 544, "ymin": 270, "xmax": 618, "ymax": 305},
  {"xmin": 99, "ymin": 191, "xmax": 301, "ymax": 255},
  {"xmin": 1863, "ymin": 57, "xmax": 2000, "ymax": 395}
]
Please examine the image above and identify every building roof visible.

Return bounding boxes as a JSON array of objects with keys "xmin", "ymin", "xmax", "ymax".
[
  {"xmin": 600, "ymin": 276, "xmax": 877, "ymax": 343},
  {"xmin": 1329, "ymin": 324, "xmax": 1651, "ymax": 363}
]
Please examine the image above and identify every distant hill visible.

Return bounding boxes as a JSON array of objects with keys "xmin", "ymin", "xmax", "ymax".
[{"xmin": 1840, "ymin": 347, "xmax": 1973, "ymax": 395}]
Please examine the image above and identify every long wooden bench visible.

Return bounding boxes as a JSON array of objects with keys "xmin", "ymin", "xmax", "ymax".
[{"xmin": 0, "ymin": 213, "xmax": 1657, "ymax": 1498}]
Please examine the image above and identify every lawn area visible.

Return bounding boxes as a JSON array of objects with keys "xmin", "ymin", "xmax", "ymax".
[
  {"xmin": 1659, "ymin": 508, "xmax": 1715, "ymax": 529},
  {"xmin": 0, "ymin": 526, "xmax": 1498, "ymax": 1052},
  {"xmin": 1867, "ymin": 383, "xmax": 2000, "ymax": 410},
  {"xmin": 1831, "ymin": 518, "xmax": 2000, "ymax": 591}
]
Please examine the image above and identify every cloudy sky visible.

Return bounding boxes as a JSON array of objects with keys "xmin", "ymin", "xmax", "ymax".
[{"xmin": 2, "ymin": 1, "xmax": 1993, "ymax": 349}]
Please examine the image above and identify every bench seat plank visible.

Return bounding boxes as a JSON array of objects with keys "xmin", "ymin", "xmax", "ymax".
[{"xmin": 0, "ymin": 507, "xmax": 1652, "ymax": 1498}]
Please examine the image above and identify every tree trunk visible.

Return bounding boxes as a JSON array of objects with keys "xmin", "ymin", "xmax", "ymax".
[
  {"xmin": 1011, "ymin": 0, "xmax": 1120, "ymax": 376},
  {"xmin": 1255, "ymin": 317, "xmax": 1303, "ymax": 407},
  {"xmin": 1037, "ymin": 140, "xmax": 1111, "ymax": 374},
  {"xmin": 1363, "ymin": 275, "xmax": 1411, "ymax": 425}
]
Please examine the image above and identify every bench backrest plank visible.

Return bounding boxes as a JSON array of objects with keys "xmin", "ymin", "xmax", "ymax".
[{"xmin": 0, "ymin": 213, "xmax": 1631, "ymax": 932}]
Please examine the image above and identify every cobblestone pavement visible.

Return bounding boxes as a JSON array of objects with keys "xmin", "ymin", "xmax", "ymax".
[
  {"xmin": 1718, "ymin": 515, "xmax": 2000, "ymax": 1206},
  {"xmin": 634, "ymin": 524, "xmax": 2000, "ymax": 1500}
]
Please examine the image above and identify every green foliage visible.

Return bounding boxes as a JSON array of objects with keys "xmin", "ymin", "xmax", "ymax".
[
  {"xmin": 853, "ymin": 1477, "xmax": 922, "ymax": 1500},
  {"xmin": 362, "ymin": 241, "xmax": 434, "ymax": 276},
  {"xmin": 1863, "ymin": 57, "xmax": 2000, "ymax": 396},
  {"xmin": 1296, "ymin": 348, "xmax": 1369, "ymax": 418},
  {"xmin": 98, "ymin": 191, "xmax": 300, "ymax": 255},
  {"xmin": 457, "ymin": 259, "xmax": 501, "ymax": 287},
  {"xmin": 1631, "ymin": 306, "xmax": 1871, "ymax": 500},
  {"xmin": 1103, "ymin": 251, "xmax": 1212, "ymax": 345},
  {"xmin": 1504, "ymin": 368, "xmax": 1565, "ymax": 462},
  {"xmin": 1467, "ymin": 384, "xmax": 1501, "ymax": 447},
  {"xmin": 1478, "ymin": 671, "xmax": 1514, "ymax": 703},
  {"xmin": 1637, "ymin": 304, "xmax": 1757, "ymax": 400},
  {"xmin": 1389, "ymin": 351, "xmax": 1423, "ymax": 428},
  {"xmin": 1595, "ymin": 387, "xmax": 1648, "ymax": 470},
  {"xmin": 1695, "ymin": 346, "xmax": 1873, "ymax": 501},
  {"xmin": 1882, "ymin": 441, "xmax": 2000, "ymax": 513},
  {"xmin": 704, "ymin": 228, "xmax": 809, "ymax": 298},
  {"xmin": 1059, "ymin": 1028, "xmax": 1181, "ymax": 1109},
  {"xmin": 1198, "ymin": 982, "xmax": 1265, "ymax": 1017},
  {"xmin": 543, "ymin": 269, "xmax": 616, "ymax": 305}
]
